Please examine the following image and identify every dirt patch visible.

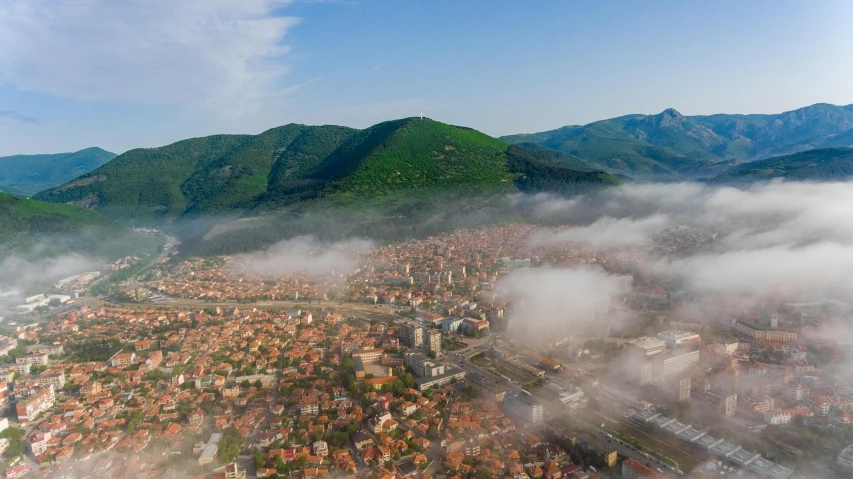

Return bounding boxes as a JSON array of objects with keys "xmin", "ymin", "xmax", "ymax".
[{"xmin": 55, "ymin": 175, "xmax": 106, "ymax": 191}]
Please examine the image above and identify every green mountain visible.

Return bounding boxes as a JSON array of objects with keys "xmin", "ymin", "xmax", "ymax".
[
  {"xmin": 0, "ymin": 147, "xmax": 116, "ymax": 197},
  {"xmin": 35, "ymin": 118, "xmax": 618, "ymax": 255},
  {"xmin": 37, "ymin": 118, "xmax": 618, "ymax": 224},
  {"xmin": 712, "ymin": 147, "xmax": 853, "ymax": 184},
  {"xmin": 0, "ymin": 193, "xmax": 160, "ymax": 258},
  {"xmin": 502, "ymin": 103, "xmax": 853, "ymax": 180}
]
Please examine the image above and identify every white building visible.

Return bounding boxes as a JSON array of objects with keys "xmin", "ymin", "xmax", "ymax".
[
  {"xmin": 442, "ymin": 317, "xmax": 463, "ymax": 334},
  {"xmin": 839, "ymin": 443, "xmax": 853, "ymax": 472},
  {"xmin": 199, "ymin": 432, "xmax": 223, "ymax": 465},
  {"xmin": 499, "ymin": 257, "xmax": 530, "ymax": 274},
  {"xmin": 503, "ymin": 391, "xmax": 543, "ymax": 424},
  {"xmin": 657, "ymin": 330, "xmax": 701, "ymax": 349},
  {"xmin": 628, "ymin": 336, "xmax": 668, "ymax": 357}
]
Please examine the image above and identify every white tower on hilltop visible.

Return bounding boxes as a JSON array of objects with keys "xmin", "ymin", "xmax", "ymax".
[{"xmin": 419, "ymin": 112, "xmax": 424, "ymax": 119}]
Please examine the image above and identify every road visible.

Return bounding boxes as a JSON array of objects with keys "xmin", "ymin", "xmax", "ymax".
[
  {"xmin": 427, "ymin": 382, "xmax": 465, "ymax": 475},
  {"xmin": 110, "ymin": 297, "xmax": 405, "ymax": 324}
]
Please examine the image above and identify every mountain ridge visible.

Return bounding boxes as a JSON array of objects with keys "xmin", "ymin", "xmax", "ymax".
[
  {"xmin": 0, "ymin": 147, "xmax": 116, "ymax": 197},
  {"xmin": 501, "ymin": 103, "xmax": 853, "ymax": 180},
  {"xmin": 711, "ymin": 147, "xmax": 853, "ymax": 184},
  {"xmin": 35, "ymin": 118, "xmax": 618, "ymax": 229}
]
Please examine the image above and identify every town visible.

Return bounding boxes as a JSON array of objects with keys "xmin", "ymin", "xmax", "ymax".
[{"xmin": 0, "ymin": 224, "xmax": 851, "ymax": 479}]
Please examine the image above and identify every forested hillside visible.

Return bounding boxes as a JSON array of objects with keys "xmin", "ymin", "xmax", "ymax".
[
  {"xmin": 712, "ymin": 147, "xmax": 853, "ymax": 184},
  {"xmin": 0, "ymin": 193, "xmax": 160, "ymax": 258},
  {"xmin": 38, "ymin": 118, "xmax": 617, "ymax": 225},
  {"xmin": 0, "ymin": 147, "xmax": 116, "ymax": 196},
  {"xmin": 37, "ymin": 118, "xmax": 618, "ymax": 255}
]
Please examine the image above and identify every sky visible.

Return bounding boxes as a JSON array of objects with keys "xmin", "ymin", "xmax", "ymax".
[{"xmin": 1, "ymin": 0, "xmax": 852, "ymax": 155}]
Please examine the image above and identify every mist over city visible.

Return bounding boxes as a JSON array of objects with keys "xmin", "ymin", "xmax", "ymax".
[{"xmin": 3, "ymin": 1, "xmax": 853, "ymax": 479}]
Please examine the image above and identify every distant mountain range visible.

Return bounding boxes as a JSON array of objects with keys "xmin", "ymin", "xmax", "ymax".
[
  {"xmin": 19, "ymin": 103, "xmax": 853, "ymax": 255},
  {"xmin": 0, "ymin": 147, "xmax": 116, "ymax": 197},
  {"xmin": 502, "ymin": 103, "xmax": 853, "ymax": 180}
]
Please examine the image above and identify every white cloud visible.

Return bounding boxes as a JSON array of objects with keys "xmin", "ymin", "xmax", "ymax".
[
  {"xmin": 0, "ymin": 0, "xmax": 298, "ymax": 115},
  {"xmin": 496, "ymin": 266, "xmax": 629, "ymax": 346},
  {"xmin": 230, "ymin": 236, "xmax": 373, "ymax": 278},
  {"xmin": 544, "ymin": 214, "xmax": 670, "ymax": 246},
  {"xmin": 522, "ymin": 180, "xmax": 853, "ymax": 298},
  {"xmin": 0, "ymin": 253, "xmax": 98, "ymax": 294}
]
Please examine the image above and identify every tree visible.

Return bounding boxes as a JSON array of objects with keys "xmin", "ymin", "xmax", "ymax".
[
  {"xmin": 475, "ymin": 467, "xmax": 493, "ymax": 479},
  {"xmin": 253, "ymin": 450, "xmax": 265, "ymax": 469},
  {"xmin": 401, "ymin": 372, "xmax": 415, "ymax": 389},
  {"xmin": 427, "ymin": 426, "xmax": 439, "ymax": 439},
  {"xmin": 391, "ymin": 379, "xmax": 405, "ymax": 396},
  {"xmin": 332, "ymin": 431, "xmax": 350, "ymax": 448},
  {"xmin": 0, "ymin": 428, "xmax": 25, "ymax": 458},
  {"xmin": 217, "ymin": 428, "xmax": 244, "ymax": 465}
]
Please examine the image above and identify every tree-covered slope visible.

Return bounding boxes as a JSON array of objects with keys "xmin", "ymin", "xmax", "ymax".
[
  {"xmin": 509, "ymin": 142, "xmax": 602, "ymax": 171},
  {"xmin": 0, "ymin": 147, "xmax": 116, "ymax": 196},
  {"xmin": 502, "ymin": 103, "xmax": 853, "ymax": 180},
  {"xmin": 316, "ymin": 119, "xmax": 516, "ymax": 199},
  {"xmin": 0, "ymin": 193, "xmax": 160, "ymax": 258},
  {"xmin": 712, "ymin": 147, "xmax": 853, "ymax": 184},
  {"xmin": 505, "ymin": 144, "xmax": 619, "ymax": 193},
  {"xmin": 37, "ymin": 118, "xmax": 618, "ymax": 227},
  {"xmin": 34, "ymin": 134, "xmax": 253, "ymax": 222}
]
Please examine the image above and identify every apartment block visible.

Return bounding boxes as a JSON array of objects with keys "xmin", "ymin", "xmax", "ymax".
[
  {"xmin": 503, "ymin": 391, "xmax": 543, "ymax": 424},
  {"xmin": 16, "ymin": 386, "xmax": 55, "ymax": 424}
]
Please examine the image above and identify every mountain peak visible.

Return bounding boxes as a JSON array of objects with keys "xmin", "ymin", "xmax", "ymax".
[{"xmin": 652, "ymin": 108, "xmax": 685, "ymax": 127}]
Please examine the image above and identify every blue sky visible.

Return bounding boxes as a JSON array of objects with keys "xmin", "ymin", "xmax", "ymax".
[{"xmin": 1, "ymin": 0, "xmax": 852, "ymax": 155}]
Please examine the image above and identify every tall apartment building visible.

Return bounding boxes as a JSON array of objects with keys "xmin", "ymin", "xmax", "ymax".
[
  {"xmin": 638, "ymin": 361, "xmax": 655, "ymax": 386},
  {"xmin": 705, "ymin": 388, "xmax": 738, "ymax": 417},
  {"xmin": 838, "ymin": 443, "xmax": 853, "ymax": 472},
  {"xmin": 628, "ymin": 337, "xmax": 668, "ymax": 357},
  {"xmin": 655, "ymin": 349, "xmax": 700, "ymax": 376},
  {"xmin": 399, "ymin": 321, "xmax": 424, "ymax": 347},
  {"xmin": 16, "ymin": 386, "xmax": 55, "ymax": 424},
  {"xmin": 637, "ymin": 348, "xmax": 699, "ymax": 385},
  {"xmin": 503, "ymin": 391, "xmax": 543, "ymax": 424},
  {"xmin": 32, "ymin": 373, "xmax": 65, "ymax": 390},
  {"xmin": 405, "ymin": 353, "xmax": 444, "ymax": 378},
  {"xmin": 15, "ymin": 353, "xmax": 49, "ymax": 366},
  {"xmin": 665, "ymin": 375, "xmax": 692, "ymax": 401},
  {"xmin": 442, "ymin": 316, "xmax": 464, "ymax": 333},
  {"xmin": 425, "ymin": 329, "xmax": 441, "ymax": 355}
]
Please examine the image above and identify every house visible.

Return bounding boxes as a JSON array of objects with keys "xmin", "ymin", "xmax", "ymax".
[
  {"xmin": 352, "ymin": 431, "xmax": 374, "ymax": 450},
  {"xmin": 313, "ymin": 440, "xmax": 329, "ymax": 457}
]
